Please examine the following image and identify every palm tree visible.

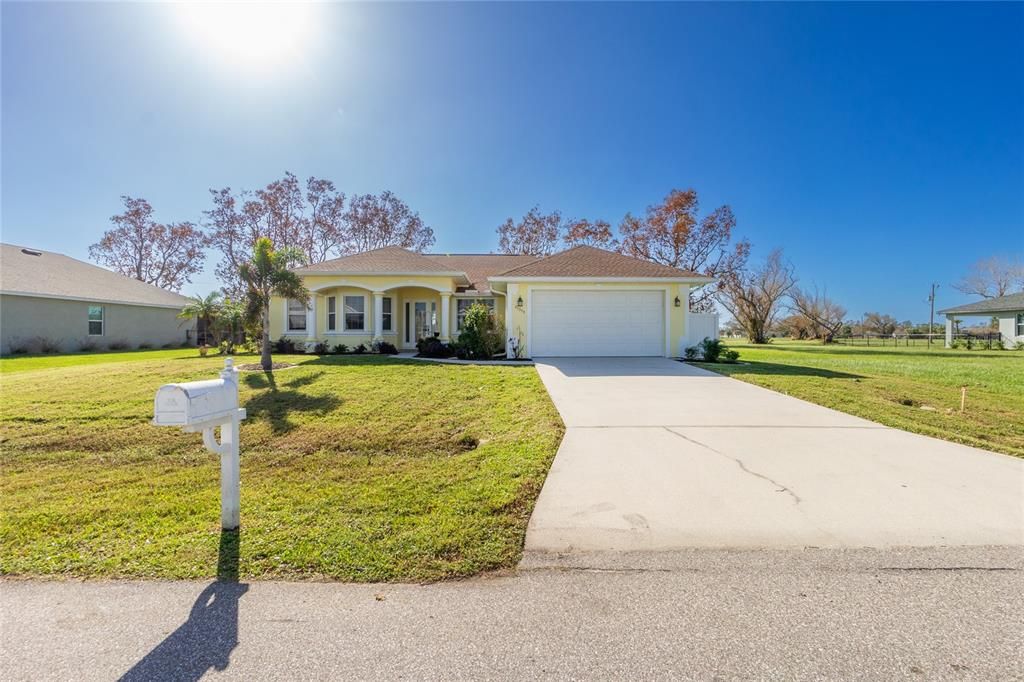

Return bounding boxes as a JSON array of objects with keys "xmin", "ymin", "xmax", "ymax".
[
  {"xmin": 178, "ymin": 292, "xmax": 223, "ymax": 347},
  {"xmin": 218, "ymin": 298, "xmax": 246, "ymax": 354},
  {"xmin": 239, "ymin": 237, "xmax": 309, "ymax": 370}
]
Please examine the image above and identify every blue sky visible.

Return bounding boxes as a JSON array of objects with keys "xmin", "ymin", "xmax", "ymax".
[{"xmin": 2, "ymin": 1, "xmax": 1022, "ymax": 320}]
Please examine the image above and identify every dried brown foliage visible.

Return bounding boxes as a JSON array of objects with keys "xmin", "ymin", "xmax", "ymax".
[{"xmin": 89, "ymin": 196, "xmax": 207, "ymax": 292}]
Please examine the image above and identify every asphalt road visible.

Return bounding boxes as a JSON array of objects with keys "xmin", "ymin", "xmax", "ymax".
[{"xmin": 3, "ymin": 547, "xmax": 1023, "ymax": 680}]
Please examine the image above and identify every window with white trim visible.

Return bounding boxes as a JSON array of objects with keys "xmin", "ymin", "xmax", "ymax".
[
  {"xmin": 287, "ymin": 299, "xmax": 307, "ymax": 331},
  {"xmin": 382, "ymin": 297, "xmax": 393, "ymax": 332},
  {"xmin": 1017, "ymin": 313, "xmax": 1024, "ymax": 337},
  {"xmin": 344, "ymin": 295, "xmax": 365, "ymax": 330},
  {"xmin": 456, "ymin": 298, "xmax": 495, "ymax": 330},
  {"xmin": 88, "ymin": 305, "xmax": 104, "ymax": 336},
  {"xmin": 327, "ymin": 296, "xmax": 337, "ymax": 331}
]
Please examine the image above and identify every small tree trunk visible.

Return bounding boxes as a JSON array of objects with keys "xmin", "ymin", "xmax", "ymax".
[{"xmin": 261, "ymin": 303, "xmax": 272, "ymax": 371}]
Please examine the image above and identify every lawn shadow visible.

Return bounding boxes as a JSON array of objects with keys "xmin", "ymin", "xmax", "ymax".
[
  {"xmin": 119, "ymin": 531, "xmax": 248, "ymax": 682},
  {"xmin": 242, "ymin": 370, "xmax": 340, "ymax": 434},
  {"xmin": 726, "ymin": 361, "xmax": 865, "ymax": 380}
]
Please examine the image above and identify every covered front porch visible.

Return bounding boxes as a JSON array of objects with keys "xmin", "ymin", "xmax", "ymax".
[{"xmin": 279, "ymin": 280, "xmax": 503, "ymax": 351}]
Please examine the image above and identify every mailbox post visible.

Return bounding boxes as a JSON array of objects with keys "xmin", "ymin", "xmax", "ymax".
[{"xmin": 153, "ymin": 358, "xmax": 247, "ymax": 530}]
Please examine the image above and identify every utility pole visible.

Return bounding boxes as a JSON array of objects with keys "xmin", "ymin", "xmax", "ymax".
[{"xmin": 928, "ymin": 283, "xmax": 939, "ymax": 347}]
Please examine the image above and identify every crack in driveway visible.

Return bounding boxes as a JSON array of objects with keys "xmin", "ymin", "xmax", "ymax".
[{"xmin": 664, "ymin": 427, "xmax": 803, "ymax": 505}]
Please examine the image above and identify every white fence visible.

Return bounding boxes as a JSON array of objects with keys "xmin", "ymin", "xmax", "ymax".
[{"xmin": 683, "ymin": 312, "xmax": 720, "ymax": 352}]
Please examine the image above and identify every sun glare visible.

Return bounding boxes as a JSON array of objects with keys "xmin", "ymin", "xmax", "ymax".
[{"xmin": 175, "ymin": 1, "xmax": 314, "ymax": 67}]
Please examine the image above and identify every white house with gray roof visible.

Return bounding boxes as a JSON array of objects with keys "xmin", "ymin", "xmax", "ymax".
[
  {"xmin": 938, "ymin": 292, "xmax": 1024, "ymax": 348},
  {"xmin": 0, "ymin": 243, "xmax": 195, "ymax": 354}
]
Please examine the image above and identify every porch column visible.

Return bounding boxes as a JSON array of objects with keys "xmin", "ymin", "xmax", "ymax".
[
  {"xmin": 373, "ymin": 292, "xmax": 385, "ymax": 341},
  {"xmin": 945, "ymin": 315, "xmax": 954, "ymax": 348},
  {"xmin": 440, "ymin": 292, "xmax": 452, "ymax": 342},
  {"xmin": 306, "ymin": 294, "xmax": 317, "ymax": 341}
]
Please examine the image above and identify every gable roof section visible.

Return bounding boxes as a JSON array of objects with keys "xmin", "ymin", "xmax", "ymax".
[
  {"xmin": 425, "ymin": 254, "xmax": 538, "ymax": 293},
  {"xmin": 0, "ymin": 243, "xmax": 191, "ymax": 308},
  {"xmin": 490, "ymin": 245, "xmax": 708, "ymax": 280},
  {"xmin": 938, "ymin": 292, "xmax": 1024, "ymax": 315},
  {"xmin": 293, "ymin": 246, "xmax": 462, "ymax": 275}
]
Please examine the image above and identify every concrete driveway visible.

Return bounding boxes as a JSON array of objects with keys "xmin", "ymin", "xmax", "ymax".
[{"xmin": 527, "ymin": 357, "xmax": 1024, "ymax": 552}]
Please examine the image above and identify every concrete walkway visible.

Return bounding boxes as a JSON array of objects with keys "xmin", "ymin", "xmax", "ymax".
[{"xmin": 527, "ymin": 357, "xmax": 1024, "ymax": 553}]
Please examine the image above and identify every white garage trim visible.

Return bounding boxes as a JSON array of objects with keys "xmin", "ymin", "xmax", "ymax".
[{"xmin": 527, "ymin": 285, "xmax": 671, "ymax": 357}]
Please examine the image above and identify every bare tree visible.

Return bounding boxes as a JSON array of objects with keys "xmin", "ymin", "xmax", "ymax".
[
  {"xmin": 790, "ymin": 287, "xmax": 847, "ymax": 343},
  {"xmin": 342, "ymin": 191, "xmax": 435, "ymax": 254},
  {"xmin": 619, "ymin": 189, "xmax": 750, "ymax": 312},
  {"xmin": 954, "ymin": 256, "xmax": 1024, "ymax": 299},
  {"xmin": 496, "ymin": 206, "xmax": 563, "ymax": 256},
  {"xmin": 862, "ymin": 311, "xmax": 898, "ymax": 336},
  {"xmin": 717, "ymin": 249, "xmax": 796, "ymax": 344},
  {"xmin": 563, "ymin": 218, "xmax": 618, "ymax": 250},
  {"xmin": 89, "ymin": 196, "xmax": 207, "ymax": 292}
]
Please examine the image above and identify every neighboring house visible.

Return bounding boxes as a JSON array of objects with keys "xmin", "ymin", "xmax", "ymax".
[
  {"xmin": 938, "ymin": 292, "xmax": 1024, "ymax": 348},
  {"xmin": 272, "ymin": 245, "xmax": 715, "ymax": 357},
  {"xmin": 0, "ymin": 243, "xmax": 195, "ymax": 354}
]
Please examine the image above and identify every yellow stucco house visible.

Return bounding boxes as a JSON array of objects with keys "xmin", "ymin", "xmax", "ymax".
[{"xmin": 270, "ymin": 245, "xmax": 715, "ymax": 358}]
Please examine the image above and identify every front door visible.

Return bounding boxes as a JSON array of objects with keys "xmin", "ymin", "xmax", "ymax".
[{"xmin": 404, "ymin": 300, "xmax": 436, "ymax": 348}]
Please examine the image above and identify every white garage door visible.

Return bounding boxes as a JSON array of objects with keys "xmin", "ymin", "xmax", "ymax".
[{"xmin": 531, "ymin": 289, "xmax": 665, "ymax": 357}]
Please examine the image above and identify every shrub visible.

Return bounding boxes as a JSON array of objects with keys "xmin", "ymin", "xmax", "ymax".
[
  {"xmin": 684, "ymin": 338, "xmax": 739, "ymax": 363},
  {"xmin": 78, "ymin": 339, "xmax": 100, "ymax": 352},
  {"xmin": 416, "ymin": 336, "xmax": 454, "ymax": 358},
  {"xmin": 456, "ymin": 303, "xmax": 502, "ymax": 359},
  {"xmin": 372, "ymin": 340, "xmax": 398, "ymax": 355},
  {"xmin": 273, "ymin": 337, "xmax": 297, "ymax": 354},
  {"xmin": 332, "ymin": 343, "xmax": 349, "ymax": 354},
  {"xmin": 314, "ymin": 341, "xmax": 330, "ymax": 355},
  {"xmin": 160, "ymin": 342, "xmax": 176, "ymax": 349},
  {"xmin": 1015, "ymin": 341, "xmax": 1024, "ymax": 351},
  {"xmin": 137, "ymin": 342, "xmax": 153, "ymax": 350},
  {"xmin": 353, "ymin": 343, "xmax": 368, "ymax": 354},
  {"xmin": 8, "ymin": 341, "xmax": 29, "ymax": 355},
  {"xmin": 107, "ymin": 339, "xmax": 130, "ymax": 351},
  {"xmin": 700, "ymin": 337, "xmax": 724, "ymax": 363}
]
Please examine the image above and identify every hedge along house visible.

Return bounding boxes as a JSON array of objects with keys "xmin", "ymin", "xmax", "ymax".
[
  {"xmin": 270, "ymin": 245, "xmax": 715, "ymax": 357},
  {"xmin": 938, "ymin": 292, "xmax": 1024, "ymax": 348},
  {"xmin": 0, "ymin": 243, "xmax": 195, "ymax": 354}
]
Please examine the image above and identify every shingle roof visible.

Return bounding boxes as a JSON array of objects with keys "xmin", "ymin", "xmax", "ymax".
[
  {"xmin": 490, "ymin": 245, "xmax": 706, "ymax": 279},
  {"xmin": 938, "ymin": 292, "xmax": 1024, "ymax": 315},
  {"xmin": 425, "ymin": 254, "xmax": 537, "ymax": 293},
  {"xmin": 293, "ymin": 246, "xmax": 461, "ymax": 275},
  {"xmin": 0, "ymin": 243, "xmax": 191, "ymax": 308}
]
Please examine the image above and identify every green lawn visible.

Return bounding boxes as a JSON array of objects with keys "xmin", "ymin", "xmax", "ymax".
[
  {"xmin": 0, "ymin": 351, "xmax": 564, "ymax": 581},
  {"xmin": 705, "ymin": 340, "xmax": 1024, "ymax": 457}
]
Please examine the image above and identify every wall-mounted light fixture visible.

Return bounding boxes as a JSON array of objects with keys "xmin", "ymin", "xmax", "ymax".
[
  {"xmin": 516, "ymin": 296, "xmax": 525, "ymax": 310},
  {"xmin": 674, "ymin": 296, "xmax": 681, "ymax": 308}
]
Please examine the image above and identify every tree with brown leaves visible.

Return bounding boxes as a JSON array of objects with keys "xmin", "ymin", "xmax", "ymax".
[
  {"xmin": 790, "ymin": 287, "xmax": 847, "ymax": 343},
  {"xmin": 954, "ymin": 255, "xmax": 1024, "ymax": 299},
  {"xmin": 619, "ymin": 189, "xmax": 750, "ymax": 312},
  {"xmin": 342, "ymin": 191, "xmax": 434, "ymax": 254},
  {"xmin": 496, "ymin": 206, "xmax": 564, "ymax": 256},
  {"xmin": 563, "ymin": 218, "xmax": 618, "ymax": 250},
  {"xmin": 205, "ymin": 173, "xmax": 350, "ymax": 296},
  {"xmin": 717, "ymin": 249, "xmax": 796, "ymax": 344},
  {"xmin": 89, "ymin": 196, "xmax": 207, "ymax": 292}
]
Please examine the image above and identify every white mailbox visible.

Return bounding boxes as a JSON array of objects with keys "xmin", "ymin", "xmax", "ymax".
[
  {"xmin": 154, "ymin": 378, "xmax": 239, "ymax": 428},
  {"xmin": 153, "ymin": 358, "xmax": 247, "ymax": 530}
]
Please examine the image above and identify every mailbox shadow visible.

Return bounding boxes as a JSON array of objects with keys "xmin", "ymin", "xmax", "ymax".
[
  {"xmin": 119, "ymin": 531, "xmax": 248, "ymax": 682},
  {"xmin": 242, "ymin": 370, "xmax": 339, "ymax": 434}
]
